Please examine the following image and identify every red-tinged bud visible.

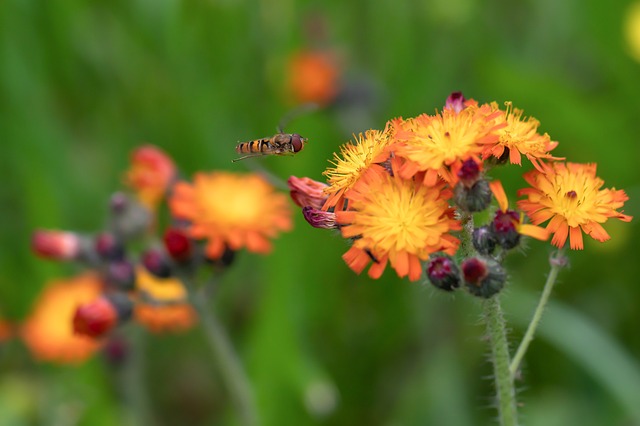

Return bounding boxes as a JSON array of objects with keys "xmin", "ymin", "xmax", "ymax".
[
  {"xmin": 288, "ymin": 176, "xmax": 329, "ymax": 210},
  {"xmin": 163, "ymin": 228, "xmax": 193, "ymax": 261},
  {"xmin": 445, "ymin": 91, "xmax": 466, "ymax": 113},
  {"xmin": 426, "ymin": 255, "xmax": 461, "ymax": 292},
  {"xmin": 491, "ymin": 209, "xmax": 521, "ymax": 250},
  {"xmin": 31, "ymin": 230, "xmax": 81, "ymax": 260},
  {"xmin": 302, "ymin": 206, "xmax": 337, "ymax": 229},
  {"xmin": 73, "ymin": 297, "xmax": 118, "ymax": 338},
  {"xmin": 125, "ymin": 145, "xmax": 176, "ymax": 210},
  {"xmin": 453, "ymin": 179, "xmax": 492, "ymax": 213},
  {"xmin": 472, "ymin": 226, "xmax": 497, "ymax": 256},
  {"xmin": 461, "ymin": 257, "xmax": 506, "ymax": 298},
  {"xmin": 95, "ymin": 232, "xmax": 124, "ymax": 260},
  {"xmin": 142, "ymin": 249, "xmax": 172, "ymax": 278},
  {"xmin": 105, "ymin": 260, "xmax": 136, "ymax": 291},
  {"xmin": 457, "ymin": 158, "xmax": 481, "ymax": 188}
]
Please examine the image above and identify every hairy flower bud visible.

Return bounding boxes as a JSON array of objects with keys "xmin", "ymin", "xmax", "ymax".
[
  {"xmin": 461, "ymin": 257, "xmax": 507, "ymax": 298},
  {"xmin": 472, "ymin": 226, "xmax": 497, "ymax": 256},
  {"xmin": 142, "ymin": 249, "xmax": 172, "ymax": 278},
  {"xmin": 426, "ymin": 255, "xmax": 461, "ymax": 291},
  {"xmin": 491, "ymin": 209, "xmax": 521, "ymax": 250},
  {"xmin": 453, "ymin": 179, "xmax": 492, "ymax": 213},
  {"xmin": 95, "ymin": 232, "xmax": 124, "ymax": 261},
  {"xmin": 73, "ymin": 297, "xmax": 118, "ymax": 338},
  {"xmin": 105, "ymin": 260, "xmax": 136, "ymax": 291}
]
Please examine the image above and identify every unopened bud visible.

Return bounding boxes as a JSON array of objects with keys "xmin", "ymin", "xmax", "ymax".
[
  {"xmin": 73, "ymin": 297, "xmax": 118, "ymax": 338},
  {"xmin": 31, "ymin": 230, "xmax": 81, "ymax": 261},
  {"xmin": 105, "ymin": 260, "xmax": 136, "ymax": 291},
  {"xmin": 163, "ymin": 228, "xmax": 193, "ymax": 262},
  {"xmin": 109, "ymin": 192, "xmax": 129, "ymax": 214},
  {"xmin": 426, "ymin": 255, "xmax": 461, "ymax": 292},
  {"xmin": 491, "ymin": 210, "xmax": 521, "ymax": 250},
  {"xmin": 142, "ymin": 249, "xmax": 172, "ymax": 278},
  {"xmin": 302, "ymin": 207, "xmax": 337, "ymax": 229},
  {"xmin": 105, "ymin": 292, "xmax": 134, "ymax": 323},
  {"xmin": 472, "ymin": 226, "xmax": 497, "ymax": 256},
  {"xmin": 453, "ymin": 179, "xmax": 492, "ymax": 213},
  {"xmin": 461, "ymin": 257, "xmax": 506, "ymax": 298},
  {"xmin": 445, "ymin": 91, "xmax": 466, "ymax": 113},
  {"xmin": 95, "ymin": 232, "xmax": 125, "ymax": 260},
  {"xmin": 457, "ymin": 158, "xmax": 481, "ymax": 188}
]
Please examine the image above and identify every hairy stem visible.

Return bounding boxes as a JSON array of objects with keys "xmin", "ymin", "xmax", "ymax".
[{"xmin": 484, "ymin": 295, "xmax": 518, "ymax": 426}]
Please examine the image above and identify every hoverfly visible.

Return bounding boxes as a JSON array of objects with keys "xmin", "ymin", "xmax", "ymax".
[
  {"xmin": 232, "ymin": 103, "xmax": 317, "ymax": 162},
  {"xmin": 232, "ymin": 132, "xmax": 307, "ymax": 162}
]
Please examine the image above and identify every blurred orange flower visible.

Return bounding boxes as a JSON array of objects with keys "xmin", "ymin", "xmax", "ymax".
[
  {"xmin": 336, "ymin": 157, "xmax": 460, "ymax": 281},
  {"xmin": 21, "ymin": 274, "xmax": 104, "ymax": 364},
  {"xmin": 287, "ymin": 50, "xmax": 340, "ymax": 106},
  {"xmin": 169, "ymin": 172, "xmax": 292, "ymax": 259},
  {"xmin": 125, "ymin": 145, "xmax": 176, "ymax": 210},
  {"xmin": 134, "ymin": 268, "xmax": 195, "ymax": 333},
  {"xmin": 517, "ymin": 162, "xmax": 632, "ymax": 249}
]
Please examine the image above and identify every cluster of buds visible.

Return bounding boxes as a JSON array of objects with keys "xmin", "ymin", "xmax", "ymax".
[{"xmin": 289, "ymin": 92, "xmax": 631, "ymax": 298}]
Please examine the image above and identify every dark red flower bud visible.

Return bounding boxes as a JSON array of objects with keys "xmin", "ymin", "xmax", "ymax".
[
  {"xmin": 73, "ymin": 297, "xmax": 118, "ymax": 338},
  {"xmin": 426, "ymin": 256, "xmax": 461, "ymax": 292},
  {"xmin": 457, "ymin": 158, "xmax": 481, "ymax": 188},
  {"xmin": 163, "ymin": 228, "xmax": 193, "ymax": 262},
  {"xmin": 472, "ymin": 226, "xmax": 497, "ymax": 255},
  {"xmin": 31, "ymin": 230, "xmax": 80, "ymax": 261},
  {"xmin": 105, "ymin": 260, "xmax": 136, "ymax": 291},
  {"xmin": 95, "ymin": 232, "xmax": 124, "ymax": 260},
  {"xmin": 461, "ymin": 257, "xmax": 506, "ymax": 298},
  {"xmin": 142, "ymin": 249, "xmax": 172, "ymax": 278},
  {"xmin": 491, "ymin": 209, "xmax": 521, "ymax": 250}
]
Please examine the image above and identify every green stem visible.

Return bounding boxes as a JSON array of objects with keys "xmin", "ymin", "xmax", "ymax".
[
  {"xmin": 120, "ymin": 325, "xmax": 155, "ymax": 426},
  {"xmin": 483, "ymin": 295, "xmax": 518, "ymax": 426},
  {"xmin": 509, "ymin": 249, "xmax": 565, "ymax": 379},
  {"xmin": 191, "ymin": 289, "xmax": 259, "ymax": 426}
]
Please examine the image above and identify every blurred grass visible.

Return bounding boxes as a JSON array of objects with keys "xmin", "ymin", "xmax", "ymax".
[{"xmin": 1, "ymin": 0, "xmax": 639, "ymax": 425}]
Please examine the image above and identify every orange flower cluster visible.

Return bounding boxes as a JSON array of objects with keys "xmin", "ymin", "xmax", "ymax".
[{"xmin": 290, "ymin": 92, "xmax": 632, "ymax": 283}]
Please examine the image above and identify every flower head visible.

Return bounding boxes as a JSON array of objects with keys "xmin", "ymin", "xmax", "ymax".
[
  {"xmin": 517, "ymin": 162, "xmax": 632, "ymax": 250},
  {"xmin": 483, "ymin": 102, "xmax": 562, "ymax": 171},
  {"xmin": 125, "ymin": 145, "xmax": 176, "ymax": 210},
  {"xmin": 335, "ymin": 157, "xmax": 461, "ymax": 281},
  {"xmin": 393, "ymin": 103, "xmax": 503, "ymax": 186},
  {"xmin": 134, "ymin": 268, "xmax": 195, "ymax": 333},
  {"xmin": 21, "ymin": 274, "xmax": 104, "ymax": 363},
  {"xmin": 287, "ymin": 50, "xmax": 340, "ymax": 106},
  {"xmin": 169, "ymin": 172, "xmax": 292, "ymax": 259},
  {"xmin": 323, "ymin": 129, "xmax": 393, "ymax": 210}
]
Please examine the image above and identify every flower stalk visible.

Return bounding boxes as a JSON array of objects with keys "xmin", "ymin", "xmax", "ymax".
[
  {"xmin": 483, "ymin": 295, "xmax": 518, "ymax": 426},
  {"xmin": 509, "ymin": 249, "xmax": 566, "ymax": 379}
]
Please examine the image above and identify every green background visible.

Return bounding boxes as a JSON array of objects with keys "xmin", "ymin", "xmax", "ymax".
[{"xmin": 1, "ymin": 0, "xmax": 639, "ymax": 425}]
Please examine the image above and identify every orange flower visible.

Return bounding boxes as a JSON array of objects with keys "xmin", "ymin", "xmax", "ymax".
[
  {"xmin": 517, "ymin": 162, "xmax": 632, "ymax": 249},
  {"xmin": 288, "ymin": 176, "xmax": 328, "ymax": 210},
  {"xmin": 394, "ymin": 102, "xmax": 503, "ymax": 186},
  {"xmin": 287, "ymin": 50, "xmax": 340, "ymax": 106},
  {"xmin": 483, "ymin": 102, "xmax": 562, "ymax": 171},
  {"xmin": 21, "ymin": 273, "xmax": 104, "ymax": 364},
  {"xmin": 134, "ymin": 268, "xmax": 195, "ymax": 333},
  {"xmin": 323, "ymin": 128, "xmax": 393, "ymax": 210},
  {"xmin": 169, "ymin": 172, "xmax": 292, "ymax": 259},
  {"xmin": 125, "ymin": 145, "xmax": 176, "ymax": 210},
  {"xmin": 335, "ymin": 157, "xmax": 461, "ymax": 281}
]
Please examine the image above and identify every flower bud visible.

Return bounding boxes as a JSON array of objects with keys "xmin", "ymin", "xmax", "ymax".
[
  {"xmin": 445, "ymin": 91, "xmax": 466, "ymax": 113},
  {"xmin": 31, "ymin": 230, "xmax": 81, "ymax": 261},
  {"xmin": 426, "ymin": 255, "xmax": 461, "ymax": 292},
  {"xmin": 461, "ymin": 257, "xmax": 507, "ymax": 298},
  {"xmin": 125, "ymin": 145, "xmax": 176, "ymax": 210},
  {"xmin": 457, "ymin": 158, "xmax": 481, "ymax": 188},
  {"xmin": 73, "ymin": 297, "xmax": 118, "ymax": 338},
  {"xmin": 95, "ymin": 232, "xmax": 125, "ymax": 260},
  {"xmin": 491, "ymin": 209, "xmax": 521, "ymax": 250},
  {"xmin": 163, "ymin": 228, "xmax": 193, "ymax": 262},
  {"xmin": 288, "ymin": 176, "xmax": 329, "ymax": 210},
  {"xmin": 105, "ymin": 292, "xmax": 134, "ymax": 323},
  {"xmin": 142, "ymin": 249, "xmax": 172, "ymax": 278},
  {"xmin": 472, "ymin": 226, "xmax": 497, "ymax": 256},
  {"xmin": 302, "ymin": 207, "xmax": 337, "ymax": 229},
  {"xmin": 453, "ymin": 179, "xmax": 492, "ymax": 213},
  {"xmin": 109, "ymin": 192, "xmax": 129, "ymax": 214},
  {"xmin": 105, "ymin": 260, "xmax": 136, "ymax": 291}
]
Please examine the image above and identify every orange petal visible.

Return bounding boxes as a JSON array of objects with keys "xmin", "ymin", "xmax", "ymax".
[
  {"xmin": 489, "ymin": 180, "xmax": 509, "ymax": 212},
  {"xmin": 519, "ymin": 224, "xmax": 549, "ymax": 241},
  {"xmin": 569, "ymin": 226, "xmax": 584, "ymax": 250}
]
